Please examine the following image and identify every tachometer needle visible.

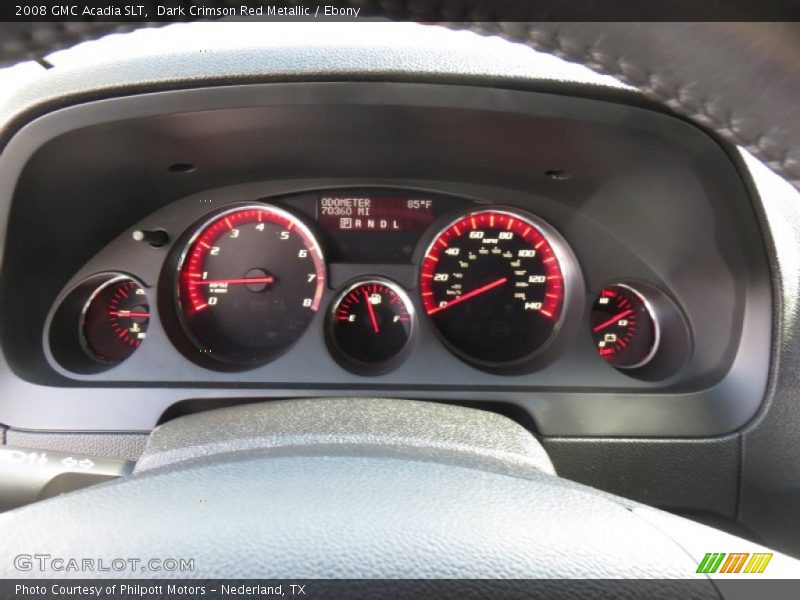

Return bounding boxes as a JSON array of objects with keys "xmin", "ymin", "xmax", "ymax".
[
  {"xmin": 194, "ymin": 277, "xmax": 274, "ymax": 286},
  {"xmin": 364, "ymin": 289, "xmax": 380, "ymax": 333},
  {"xmin": 108, "ymin": 311, "xmax": 150, "ymax": 318},
  {"xmin": 592, "ymin": 309, "xmax": 634, "ymax": 332},
  {"xmin": 427, "ymin": 277, "xmax": 508, "ymax": 315}
]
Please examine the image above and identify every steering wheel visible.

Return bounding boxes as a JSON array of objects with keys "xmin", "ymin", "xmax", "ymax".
[
  {"xmin": 0, "ymin": 14, "xmax": 799, "ymax": 586},
  {"xmin": 0, "ymin": 398, "xmax": 796, "ymax": 584}
]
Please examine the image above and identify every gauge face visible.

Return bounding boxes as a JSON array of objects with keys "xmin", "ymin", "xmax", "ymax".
[
  {"xmin": 420, "ymin": 208, "xmax": 570, "ymax": 369},
  {"xmin": 328, "ymin": 279, "xmax": 414, "ymax": 373},
  {"xmin": 176, "ymin": 205, "xmax": 325, "ymax": 366},
  {"xmin": 591, "ymin": 284, "xmax": 658, "ymax": 368},
  {"xmin": 81, "ymin": 277, "xmax": 149, "ymax": 364}
]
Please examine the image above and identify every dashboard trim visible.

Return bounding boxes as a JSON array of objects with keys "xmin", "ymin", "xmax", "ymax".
[{"xmin": 0, "ymin": 82, "xmax": 772, "ymax": 438}]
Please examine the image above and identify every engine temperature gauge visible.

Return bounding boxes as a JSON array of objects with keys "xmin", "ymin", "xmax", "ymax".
[
  {"xmin": 590, "ymin": 284, "xmax": 659, "ymax": 369},
  {"xmin": 328, "ymin": 279, "xmax": 415, "ymax": 374},
  {"xmin": 81, "ymin": 276, "xmax": 149, "ymax": 364}
]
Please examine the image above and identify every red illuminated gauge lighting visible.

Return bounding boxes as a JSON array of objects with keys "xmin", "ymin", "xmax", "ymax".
[
  {"xmin": 419, "ymin": 208, "xmax": 580, "ymax": 371},
  {"xmin": 176, "ymin": 204, "xmax": 325, "ymax": 366},
  {"xmin": 327, "ymin": 278, "xmax": 415, "ymax": 375},
  {"xmin": 591, "ymin": 284, "xmax": 659, "ymax": 369},
  {"xmin": 81, "ymin": 276, "xmax": 149, "ymax": 364}
]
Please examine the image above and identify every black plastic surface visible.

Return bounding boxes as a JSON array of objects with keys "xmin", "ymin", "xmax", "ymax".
[
  {"xmin": 2, "ymin": 394, "xmax": 796, "ymax": 580},
  {"xmin": 544, "ymin": 436, "xmax": 740, "ymax": 518}
]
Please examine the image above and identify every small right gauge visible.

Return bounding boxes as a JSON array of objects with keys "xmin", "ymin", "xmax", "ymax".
[{"xmin": 590, "ymin": 281, "xmax": 692, "ymax": 380}]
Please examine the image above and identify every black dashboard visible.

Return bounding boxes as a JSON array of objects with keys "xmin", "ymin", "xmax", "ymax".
[
  {"xmin": 4, "ymin": 14, "xmax": 800, "ymax": 586},
  {"xmin": 3, "ymin": 16, "xmax": 800, "ymax": 568},
  {"xmin": 0, "ymin": 81, "xmax": 770, "ymax": 442}
]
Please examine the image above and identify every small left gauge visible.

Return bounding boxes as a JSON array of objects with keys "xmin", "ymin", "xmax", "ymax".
[
  {"xmin": 47, "ymin": 273, "xmax": 149, "ymax": 374},
  {"xmin": 81, "ymin": 277, "xmax": 149, "ymax": 363}
]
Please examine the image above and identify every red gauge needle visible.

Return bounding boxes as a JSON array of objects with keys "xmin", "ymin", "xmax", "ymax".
[
  {"xmin": 364, "ymin": 290, "xmax": 380, "ymax": 333},
  {"xmin": 427, "ymin": 277, "xmax": 508, "ymax": 316},
  {"xmin": 592, "ymin": 309, "xmax": 634, "ymax": 332},
  {"xmin": 108, "ymin": 311, "xmax": 150, "ymax": 318},
  {"xmin": 193, "ymin": 277, "xmax": 274, "ymax": 286}
]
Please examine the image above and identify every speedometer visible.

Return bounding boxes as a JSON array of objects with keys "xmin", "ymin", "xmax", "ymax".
[
  {"xmin": 419, "ymin": 208, "xmax": 582, "ymax": 372},
  {"xmin": 176, "ymin": 204, "xmax": 325, "ymax": 367}
]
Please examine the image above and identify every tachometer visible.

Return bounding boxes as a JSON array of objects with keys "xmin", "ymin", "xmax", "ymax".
[
  {"xmin": 419, "ymin": 208, "xmax": 582, "ymax": 372},
  {"xmin": 176, "ymin": 204, "xmax": 325, "ymax": 366}
]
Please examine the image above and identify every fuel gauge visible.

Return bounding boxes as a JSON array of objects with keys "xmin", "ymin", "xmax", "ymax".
[{"xmin": 328, "ymin": 278, "xmax": 415, "ymax": 374}]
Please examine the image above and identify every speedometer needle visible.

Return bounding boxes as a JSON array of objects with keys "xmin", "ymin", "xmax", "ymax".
[
  {"xmin": 364, "ymin": 290, "xmax": 380, "ymax": 333},
  {"xmin": 592, "ymin": 309, "xmax": 633, "ymax": 332},
  {"xmin": 194, "ymin": 277, "xmax": 274, "ymax": 286},
  {"xmin": 427, "ymin": 277, "xmax": 508, "ymax": 315}
]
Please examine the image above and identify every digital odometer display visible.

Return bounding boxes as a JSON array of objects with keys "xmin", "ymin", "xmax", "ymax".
[
  {"xmin": 420, "ymin": 208, "xmax": 571, "ymax": 371},
  {"xmin": 318, "ymin": 194, "xmax": 435, "ymax": 232}
]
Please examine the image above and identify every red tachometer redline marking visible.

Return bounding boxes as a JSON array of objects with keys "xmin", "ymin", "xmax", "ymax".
[
  {"xmin": 192, "ymin": 277, "xmax": 274, "ymax": 286},
  {"xmin": 592, "ymin": 309, "xmax": 634, "ymax": 333},
  {"xmin": 427, "ymin": 277, "xmax": 508, "ymax": 316},
  {"xmin": 179, "ymin": 206, "xmax": 326, "ymax": 319},
  {"xmin": 364, "ymin": 290, "xmax": 380, "ymax": 333}
]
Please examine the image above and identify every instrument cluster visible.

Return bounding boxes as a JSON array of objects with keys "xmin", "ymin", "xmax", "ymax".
[{"xmin": 46, "ymin": 188, "xmax": 691, "ymax": 380}]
